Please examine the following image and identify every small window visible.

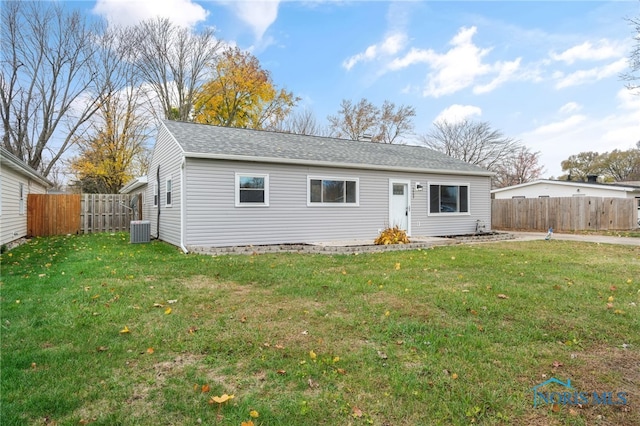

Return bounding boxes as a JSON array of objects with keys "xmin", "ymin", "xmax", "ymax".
[
  {"xmin": 429, "ymin": 183, "xmax": 469, "ymax": 214},
  {"xmin": 19, "ymin": 182, "xmax": 25, "ymax": 215},
  {"xmin": 165, "ymin": 178, "xmax": 172, "ymax": 206},
  {"xmin": 153, "ymin": 183, "xmax": 158, "ymax": 207},
  {"xmin": 392, "ymin": 184, "xmax": 405, "ymax": 195},
  {"xmin": 236, "ymin": 174, "xmax": 269, "ymax": 207},
  {"xmin": 308, "ymin": 177, "xmax": 358, "ymax": 205}
]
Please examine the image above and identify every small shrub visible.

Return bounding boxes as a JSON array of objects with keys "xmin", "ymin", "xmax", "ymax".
[{"xmin": 374, "ymin": 226, "xmax": 410, "ymax": 245}]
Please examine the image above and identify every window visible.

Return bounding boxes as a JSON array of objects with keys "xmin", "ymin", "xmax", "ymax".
[
  {"xmin": 429, "ymin": 184, "xmax": 469, "ymax": 214},
  {"xmin": 308, "ymin": 177, "xmax": 358, "ymax": 205},
  {"xmin": 153, "ymin": 183, "xmax": 158, "ymax": 207},
  {"xmin": 236, "ymin": 174, "xmax": 269, "ymax": 206},
  {"xmin": 165, "ymin": 178, "xmax": 172, "ymax": 206},
  {"xmin": 19, "ymin": 183, "xmax": 25, "ymax": 215}
]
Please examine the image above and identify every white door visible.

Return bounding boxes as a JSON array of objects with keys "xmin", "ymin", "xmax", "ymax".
[{"xmin": 390, "ymin": 181, "xmax": 410, "ymax": 233}]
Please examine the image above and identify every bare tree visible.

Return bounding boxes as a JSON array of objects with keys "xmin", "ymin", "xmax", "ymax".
[
  {"xmin": 328, "ymin": 99, "xmax": 379, "ymax": 140},
  {"xmin": 0, "ymin": 2, "xmax": 106, "ymax": 176},
  {"xmin": 274, "ymin": 108, "xmax": 328, "ymax": 136},
  {"xmin": 377, "ymin": 101, "xmax": 416, "ymax": 144},
  {"xmin": 419, "ymin": 120, "xmax": 522, "ymax": 171},
  {"xmin": 622, "ymin": 16, "xmax": 640, "ymax": 93},
  {"xmin": 130, "ymin": 18, "xmax": 222, "ymax": 121},
  {"xmin": 327, "ymin": 98, "xmax": 415, "ymax": 143},
  {"xmin": 492, "ymin": 147, "xmax": 545, "ymax": 188}
]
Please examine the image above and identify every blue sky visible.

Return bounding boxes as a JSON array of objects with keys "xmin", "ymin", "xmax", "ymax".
[{"xmin": 87, "ymin": 0, "xmax": 640, "ymax": 178}]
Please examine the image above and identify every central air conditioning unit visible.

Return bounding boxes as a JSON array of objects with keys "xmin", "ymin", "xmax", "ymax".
[{"xmin": 130, "ymin": 220, "xmax": 151, "ymax": 244}]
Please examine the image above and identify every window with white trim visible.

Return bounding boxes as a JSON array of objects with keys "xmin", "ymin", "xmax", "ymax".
[
  {"xmin": 429, "ymin": 184, "xmax": 469, "ymax": 214},
  {"xmin": 308, "ymin": 177, "xmax": 358, "ymax": 205},
  {"xmin": 236, "ymin": 174, "xmax": 269, "ymax": 206},
  {"xmin": 165, "ymin": 178, "xmax": 172, "ymax": 206},
  {"xmin": 153, "ymin": 183, "xmax": 158, "ymax": 207},
  {"xmin": 19, "ymin": 182, "xmax": 25, "ymax": 215}
]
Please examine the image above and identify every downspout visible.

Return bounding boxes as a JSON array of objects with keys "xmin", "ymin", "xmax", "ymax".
[
  {"xmin": 179, "ymin": 158, "xmax": 188, "ymax": 254},
  {"xmin": 156, "ymin": 165, "xmax": 160, "ymax": 239}
]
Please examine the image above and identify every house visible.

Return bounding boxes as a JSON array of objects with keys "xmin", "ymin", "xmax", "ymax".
[
  {"xmin": 0, "ymin": 147, "xmax": 52, "ymax": 246},
  {"xmin": 491, "ymin": 179, "xmax": 640, "ymax": 225},
  {"xmin": 119, "ymin": 176, "xmax": 148, "ymax": 220},
  {"xmin": 143, "ymin": 120, "xmax": 494, "ymax": 251}
]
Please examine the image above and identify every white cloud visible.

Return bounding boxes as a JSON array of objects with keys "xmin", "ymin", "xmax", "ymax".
[
  {"xmin": 434, "ymin": 104, "xmax": 482, "ymax": 124},
  {"xmin": 531, "ymin": 114, "xmax": 587, "ymax": 135},
  {"xmin": 224, "ymin": 0, "xmax": 281, "ymax": 41},
  {"xmin": 388, "ymin": 26, "xmax": 521, "ymax": 97},
  {"xmin": 521, "ymin": 88, "xmax": 640, "ymax": 177},
  {"xmin": 559, "ymin": 102, "xmax": 582, "ymax": 115},
  {"xmin": 474, "ymin": 58, "xmax": 521, "ymax": 94},
  {"xmin": 554, "ymin": 58, "xmax": 628, "ymax": 89},
  {"xmin": 92, "ymin": 0, "xmax": 208, "ymax": 27},
  {"xmin": 550, "ymin": 39, "xmax": 626, "ymax": 64},
  {"xmin": 343, "ymin": 33, "xmax": 408, "ymax": 70}
]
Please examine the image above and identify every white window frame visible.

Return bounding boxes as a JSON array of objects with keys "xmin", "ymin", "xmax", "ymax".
[
  {"xmin": 165, "ymin": 177, "xmax": 172, "ymax": 207},
  {"xmin": 19, "ymin": 182, "xmax": 25, "ymax": 215},
  {"xmin": 153, "ymin": 183, "xmax": 158, "ymax": 207},
  {"xmin": 427, "ymin": 182, "xmax": 470, "ymax": 215},
  {"xmin": 307, "ymin": 176, "xmax": 359, "ymax": 207},
  {"xmin": 235, "ymin": 173, "xmax": 269, "ymax": 207}
]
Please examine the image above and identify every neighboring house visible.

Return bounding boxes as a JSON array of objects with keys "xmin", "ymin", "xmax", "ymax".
[
  {"xmin": 144, "ymin": 120, "xmax": 494, "ymax": 251},
  {"xmin": 491, "ymin": 179, "xmax": 640, "ymax": 224},
  {"xmin": 0, "ymin": 147, "xmax": 52, "ymax": 246},
  {"xmin": 119, "ymin": 176, "xmax": 148, "ymax": 220}
]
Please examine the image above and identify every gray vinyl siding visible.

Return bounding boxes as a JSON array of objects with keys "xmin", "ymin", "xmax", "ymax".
[
  {"xmin": 184, "ymin": 158, "xmax": 492, "ymax": 248},
  {"xmin": 0, "ymin": 167, "xmax": 47, "ymax": 245},
  {"xmin": 146, "ymin": 127, "xmax": 184, "ymax": 247}
]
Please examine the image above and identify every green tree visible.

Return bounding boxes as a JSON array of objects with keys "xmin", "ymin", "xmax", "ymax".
[
  {"xmin": 560, "ymin": 151, "xmax": 605, "ymax": 181},
  {"xmin": 193, "ymin": 47, "xmax": 298, "ymax": 129}
]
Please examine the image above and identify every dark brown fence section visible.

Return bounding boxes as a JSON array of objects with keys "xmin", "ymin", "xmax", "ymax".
[
  {"xmin": 28, "ymin": 194, "xmax": 82, "ymax": 237},
  {"xmin": 81, "ymin": 194, "xmax": 133, "ymax": 234},
  {"xmin": 492, "ymin": 196, "xmax": 636, "ymax": 231}
]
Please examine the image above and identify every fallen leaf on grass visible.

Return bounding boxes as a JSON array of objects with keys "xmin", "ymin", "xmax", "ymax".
[
  {"xmin": 308, "ymin": 378, "xmax": 319, "ymax": 389},
  {"xmin": 96, "ymin": 346, "xmax": 108, "ymax": 352},
  {"xmin": 201, "ymin": 384, "xmax": 210, "ymax": 393},
  {"xmin": 209, "ymin": 394, "xmax": 234, "ymax": 404},
  {"xmin": 497, "ymin": 294, "xmax": 509, "ymax": 299},
  {"xmin": 164, "ymin": 307, "xmax": 172, "ymax": 315},
  {"xmin": 552, "ymin": 360, "xmax": 563, "ymax": 368},
  {"xmin": 153, "ymin": 303, "xmax": 164, "ymax": 308},
  {"xmin": 352, "ymin": 406, "xmax": 364, "ymax": 418},
  {"xmin": 309, "ymin": 350, "xmax": 317, "ymax": 360},
  {"xmin": 249, "ymin": 410, "xmax": 259, "ymax": 418},
  {"xmin": 241, "ymin": 422, "xmax": 254, "ymax": 426},
  {"xmin": 277, "ymin": 369, "xmax": 286, "ymax": 375},
  {"xmin": 188, "ymin": 326, "xmax": 198, "ymax": 334},
  {"xmin": 336, "ymin": 368, "xmax": 347, "ymax": 375},
  {"xmin": 377, "ymin": 351, "xmax": 388, "ymax": 359},
  {"xmin": 119, "ymin": 326, "xmax": 130, "ymax": 334},
  {"xmin": 552, "ymin": 403, "xmax": 561, "ymax": 413},
  {"xmin": 451, "ymin": 373, "xmax": 458, "ymax": 380}
]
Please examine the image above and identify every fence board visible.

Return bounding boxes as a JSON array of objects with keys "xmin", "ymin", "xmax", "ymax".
[
  {"xmin": 27, "ymin": 194, "xmax": 81, "ymax": 237},
  {"xmin": 80, "ymin": 194, "xmax": 133, "ymax": 234},
  {"xmin": 492, "ymin": 196, "xmax": 636, "ymax": 231}
]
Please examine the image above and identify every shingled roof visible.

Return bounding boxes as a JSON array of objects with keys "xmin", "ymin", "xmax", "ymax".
[{"xmin": 162, "ymin": 120, "xmax": 493, "ymax": 176}]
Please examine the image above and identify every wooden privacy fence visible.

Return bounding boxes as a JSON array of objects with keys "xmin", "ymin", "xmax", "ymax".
[
  {"xmin": 491, "ymin": 196, "xmax": 636, "ymax": 232},
  {"xmin": 28, "ymin": 194, "xmax": 138, "ymax": 237}
]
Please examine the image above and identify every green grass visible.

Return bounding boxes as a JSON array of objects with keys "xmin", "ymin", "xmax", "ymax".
[{"xmin": 1, "ymin": 233, "xmax": 639, "ymax": 426}]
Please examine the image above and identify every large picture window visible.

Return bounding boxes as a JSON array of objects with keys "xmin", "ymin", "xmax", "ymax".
[
  {"xmin": 236, "ymin": 174, "xmax": 269, "ymax": 206},
  {"xmin": 308, "ymin": 177, "xmax": 358, "ymax": 205},
  {"xmin": 429, "ymin": 184, "xmax": 469, "ymax": 214}
]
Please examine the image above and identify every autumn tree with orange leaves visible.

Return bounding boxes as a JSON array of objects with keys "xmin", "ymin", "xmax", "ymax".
[{"xmin": 193, "ymin": 47, "xmax": 298, "ymax": 129}]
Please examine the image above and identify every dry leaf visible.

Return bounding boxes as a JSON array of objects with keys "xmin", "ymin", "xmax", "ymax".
[
  {"xmin": 336, "ymin": 368, "xmax": 347, "ymax": 375},
  {"xmin": 153, "ymin": 303, "xmax": 164, "ymax": 308},
  {"xmin": 497, "ymin": 294, "xmax": 509, "ymax": 299},
  {"xmin": 308, "ymin": 378, "xmax": 319, "ymax": 389},
  {"xmin": 249, "ymin": 410, "xmax": 259, "ymax": 418},
  {"xmin": 146, "ymin": 347, "xmax": 154, "ymax": 354},
  {"xmin": 119, "ymin": 326, "xmax": 130, "ymax": 334},
  {"xmin": 309, "ymin": 350, "xmax": 317, "ymax": 360},
  {"xmin": 164, "ymin": 307, "xmax": 172, "ymax": 315},
  {"xmin": 241, "ymin": 422, "xmax": 254, "ymax": 426},
  {"xmin": 277, "ymin": 369, "xmax": 286, "ymax": 375},
  {"xmin": 552, "ymin": 360, "xmax": 563, "ymax": 368},
  {"xmin": 377, "ymin": 350, "xmax": 388, "ymax": 359},
  {"xmin": 209, "ymin": 394, "xmax": 234, "ymax": 404},
  {"xmin": 352, "ymin": 406, "xmax": 364, "ymax": 418},
  {"xmin": 394, "ymin": 262, "xmax": 401, "ymax": 270},
  {"xmin": 201, "ymin": 384, "xmax": 210, "ymax": 393},
  {"xmin": 274, "ymin": 344, "xmax": 284, "ymax": 349},
  {"xmin": 96, "ymin": 346, "xmax": 108, "ymax": 352},
  {"xmin": 552, "ymin": 403, "xmax": 561, "ymax": 413},
  {"xmin": 188, "ymin": 326, "xmax": 198, "ymax": 334},
  {"xmin": 607, "ymin": 296, "xmax": 614, "ymax": 303},
  {"xmin": 452, "ymin": 373, "xmax": 458, "ymax": 379}
]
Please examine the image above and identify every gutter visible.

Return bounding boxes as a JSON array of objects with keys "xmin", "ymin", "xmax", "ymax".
[
  {"xmin": 183, "ymin": 152, "xmax": 495, "ymax": 178},
  {"xmin": 179, "ymin": 158, "xmax": 189, "ymax": 254}
]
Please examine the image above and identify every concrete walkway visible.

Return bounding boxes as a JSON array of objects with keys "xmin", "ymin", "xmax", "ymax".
[{"xmin": 507, "ymin": 231, "xmax": 640, "ymax": 246}]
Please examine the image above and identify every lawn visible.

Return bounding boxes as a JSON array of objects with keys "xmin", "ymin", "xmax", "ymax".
[{"xmin": 1, "ymin": 233, "xmax": 638, "ymax": 426}]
